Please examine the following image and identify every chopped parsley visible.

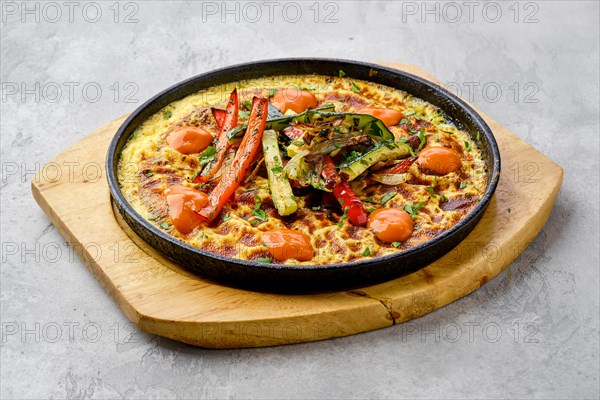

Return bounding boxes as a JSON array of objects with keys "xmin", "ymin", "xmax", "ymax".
[
  {"xmin": 271, "ymin": 165, "xmax": 283, "ymax": 174},
  {"xmin": 268, "ymin": 88, "xmax": 277, "ymax": 97},
  {"xmin": 342, "ymin": 150, "xmax": 363, "ymax": 163},
  {"xmin": 417, "ymin": 127, "xmax": 426, "ymax": 152},
  {"xmin": 351, "ymin": 81, "xmax": 361, "ymax": 93},
  {"xmin": 403, "ymin": 110, "xmax": 416, "ymax": 116},
  {"xmin": 242, "ymin": 100, "xmax": 252, "ymax": 110},
  {"xmin": 476, "ymin": 131, "xmax": 481, "ymax": 141},
  {"xmin": 252, "ymin": 195, "xmax": 268, "ymax": 222},
  {"xmin": 159, "ymin": 222, "xmax": 170, "ymax": 230},
  {"xmin": 380, "ymin": 192, "xmax": 397, "ymax": 205},
  {"xmin": 256, "ymin": 257, "xmax": 272, "ymax": 263},
  {"xmin": 163, "ymin": 111, "xmax": 172, "ymax": 119},
  {"xmin": 391, "ymin": 242, "xmax": 401, "ymax": 248},
  {"xmin": 339, "ymin": 69, "xmax": 346, "ymax": 78},
  {"xmin": 464, "ymin": 140, "xmax": 472, "ymax": 152},
  {"xmin": 460, "ymin": 181, "xmax": 467, "ymax": 189},
  {"xmin": 403, "ymin": 201, "xmax": 426, "ymax": 218},
  {"xmin": 338, "ymin": 207, "xmax": 349, "ymax": 227},
  {"xmin": 363, "ymin": 247, "xmax": 371, "ymax": 256},
  {"xmin": 253, "ymin": 212, "xmax": 269, "ymax": 222},
  {"xmin": 198, "ymin": 146, "xmax": 216, "ymax": 166},
  {"xmin": 439, "ymin": 194, "xmax": 448, "ymax": 202},
  {"xmin": 426, "ymin": 186, "xmax": 437, "ymax": 198},
  {"xmin": 400, "ymin": 118, "xmax": 411, "ymax": 125},
  {"xmin": 363, "ymin": 197, "xmax": 376, "ymax": 204},
  {"xmin": 223, "ymin": 213, "xmax": 232, "ymax": 222},
  {"xmin": 238, "ymin": 110, "xmax": 250, "ymax": 120}
]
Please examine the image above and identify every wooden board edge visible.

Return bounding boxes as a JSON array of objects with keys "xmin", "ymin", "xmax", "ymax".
[
  {"xmin": 31, "ymin": 178, "xmax": 144, "ymax": 327},
  {"xmin": 28, "ymin": 63, "xmax": 565, "ymax": 348},
  {"xmin": 137, "ymin": 307, "xmax": 394, "ymax": 349}
]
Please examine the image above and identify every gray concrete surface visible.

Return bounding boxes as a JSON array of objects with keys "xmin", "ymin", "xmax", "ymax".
[{"xmin": 1, "ymin": 1, "xmax": 599, "ymax": 398}]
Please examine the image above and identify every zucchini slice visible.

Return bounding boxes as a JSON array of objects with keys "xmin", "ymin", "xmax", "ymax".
[
  {"xmin": 262, "ymin": 130, "xmax": 298, "ymax": 216},
  {"xmin": 339, "ymin": 142, "xmax": 412, "ymax": 181}
]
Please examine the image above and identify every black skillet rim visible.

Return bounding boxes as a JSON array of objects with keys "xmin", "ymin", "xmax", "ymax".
[{"xmin": 106, "ymin": 58, "xmax": 501, "ymax": 285}]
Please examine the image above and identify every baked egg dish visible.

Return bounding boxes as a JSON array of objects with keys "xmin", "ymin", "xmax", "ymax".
[{"xmin": 118, "ymin": 73, "xmax": 488, "ymax": 265}]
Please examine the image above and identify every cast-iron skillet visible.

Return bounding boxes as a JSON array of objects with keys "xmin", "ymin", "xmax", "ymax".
[{"xmin": 106, "ymin": 58, "xmax": 501, "ymax": 293}]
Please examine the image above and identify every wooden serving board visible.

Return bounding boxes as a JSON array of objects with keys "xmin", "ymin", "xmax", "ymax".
[{"xmin": 31, "ymin": 64, "xmax": 563, "ymax": 348}]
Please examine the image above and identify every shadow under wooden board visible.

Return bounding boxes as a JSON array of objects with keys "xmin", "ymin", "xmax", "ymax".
[{"xmin": 31, "ymin": 63, "xmax": 563, "ymax": 348}]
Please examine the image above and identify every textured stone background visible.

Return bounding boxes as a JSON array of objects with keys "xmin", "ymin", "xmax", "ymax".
[{"xmin": 1, "ymin": 1, "xmax": 599, "ymax": 398}]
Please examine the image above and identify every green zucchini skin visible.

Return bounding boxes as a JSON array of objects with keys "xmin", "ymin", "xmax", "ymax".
[
  {"xmin": 338, "ymin": 142, "xmax": 412, "ymax": 181},
  {"xmin": 262, "ymin": 130, "xmax": 298, "ymax": 216}
]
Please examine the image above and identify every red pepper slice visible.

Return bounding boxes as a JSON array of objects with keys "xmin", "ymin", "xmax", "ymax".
[
  {"xmin": 321, "ymin": 156, "xmax": 339, "ymax": 187},
  {"xmin": 211, "ymin": 108, "xmax": 227, "ymax": 129},
  {"xmin": 283, "ymin": 126, "xmax": 304, "ymax": 140},
  {"xmin": 322, "ymin": 156, "xmax": 368, "ymax": 226},
  {"xmin": 377, "ymin": 157, "xmax": 417, "ymax": 175},
  {"xmin": 198, "ymin": 96, "xmax": 268, "ymax": 222},
  {"xmin": 195, "ymin": 89, "xmax": 239, "ymax": 183}
]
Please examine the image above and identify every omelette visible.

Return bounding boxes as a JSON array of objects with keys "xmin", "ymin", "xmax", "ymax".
[{"xmin": 118, "ymin": 73, "xmax": 488, "ymax": 265}]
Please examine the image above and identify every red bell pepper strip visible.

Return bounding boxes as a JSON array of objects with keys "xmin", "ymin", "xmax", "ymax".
[
  {"xmin": 321, "ymin": 156, "xmax": 339, "ymax": 190},
  {"xmin": 377, "ymin": 157, "xmax": 417, "ymax": 175},
  {"xmin": 198, "ymin": 96, "xmax": 268, "ymax": 222},
  {"xmin": 195, "ymin": 89, "xmax": 239, "ymax": 183},
  {"xmin": 211, "ymin": 108, "xmax": 227, "ymax": 129},
  {"xmin": 333, "ymin": 181, "xmax": 369, "ymax": 227},
  {"xmin": 322, "ymin": 156, "xmax": 368, "ymax": 226},
  {"xmin": 283, "ymin": 126, "xmax": 304, "ymax": 140}
]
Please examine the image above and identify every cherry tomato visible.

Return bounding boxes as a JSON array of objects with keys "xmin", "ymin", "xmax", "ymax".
[
  {"xmin": 357, "ymin": 107, "xmax": 403, "ymax": 127},
  {"xmin": 417, "ymin": 147, "xmax": 462, "ymax": 175},
  {"xmin": 271, "ymin": 89, "xmax": 318, "ymax": 114},
  {"xmin": 368, "ymin": 208, "xmax": 414, "ymax": 243},
  {"xmin": 164, "ymin": 185, "xmax": 208, "ymax": 234},
  {"xmin": 166, "ymin": 127, "xmax": 213, "ymax": 154},
  {"xmin": 261, "ymin": 229, "xmax": 314, "ymax": 262}
]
